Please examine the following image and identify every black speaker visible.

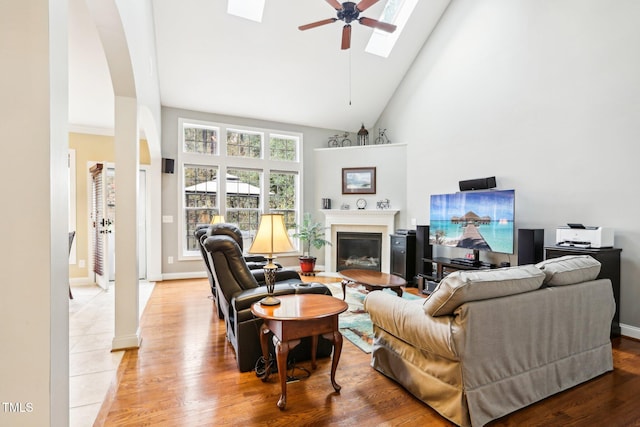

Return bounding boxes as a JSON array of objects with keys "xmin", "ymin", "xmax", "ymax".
[
  {"xmin": 415, "ymin": 225, "xmax": 433, "ymax": 276},
  {"xmin": 162, "ymin": 158, "xmax": 175, "ymax": 174},
  {"xmin": 459, "ymin": 176, "xmax": 496, "ymax": 191},
  {"xmin": 517, "ymin": 229, "xmax": 544, "ymax": 265}
]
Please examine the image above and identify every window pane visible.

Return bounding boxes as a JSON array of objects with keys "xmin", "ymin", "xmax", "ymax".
[
  {"xmin": 226, "ymin": 168, "xmax": 261, "ymax": 250},
  {"xmin": 184, "ymin": 165, "xmax": 219, "ymax": 250},
  {"xmin": 227, "ymin": 129, "xmax": 262, "ymax": 158},
  {"xmin": 269, "ymin": 172, "xmax": 297, "ymax": 229},
  {"xmin": 184, "ymin": 124, "xmax": 219, "ymax": 155},
  {"xmin": 270, "ymin": 135, "xmax": 298, "ymax": 161}
]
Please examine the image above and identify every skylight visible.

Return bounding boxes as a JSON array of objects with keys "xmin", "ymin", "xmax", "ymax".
[
  {"xmin": 365, "ymin": 0, "xmax": 418, "ymax": 58},
  {"xmin": 227, "ymin": 0, "xmax": 265, "ymax": 23}
]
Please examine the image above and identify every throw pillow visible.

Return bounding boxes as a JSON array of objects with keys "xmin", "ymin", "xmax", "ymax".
[
  {"xmin": 535, "ymin": 255, "xmax": 601, "ymax": 286},
  {"xmin": 424, "ymin": 264, "xmax": 545, "ymax": 317}
]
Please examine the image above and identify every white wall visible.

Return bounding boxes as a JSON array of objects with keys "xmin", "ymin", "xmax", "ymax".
[
  {"xmin": 0, "ymin": 1, "xmax": 69, "ymax": 425},
  {"xmin": 313, "ymin": 143, "xmax": 408, "ymax": 266},
  {"xmin": 377, "ymin": 0, "xmax": 640, "ymax": 330}
]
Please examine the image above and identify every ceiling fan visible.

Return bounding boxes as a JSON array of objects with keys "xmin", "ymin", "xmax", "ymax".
[{"xmin": 299, "ymin": 0, "xmax": 397, "ymax": 50}]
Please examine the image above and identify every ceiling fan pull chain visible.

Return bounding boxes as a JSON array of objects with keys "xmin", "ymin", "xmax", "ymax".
[{"xmin": 349, "ymin": 48, "xmax": 352, "ymax": 106}]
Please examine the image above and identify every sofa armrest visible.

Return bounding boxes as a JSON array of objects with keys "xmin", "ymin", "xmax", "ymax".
[{"xmin": 364, "ymin": 291, "xmax": 458, "ymax": 360}]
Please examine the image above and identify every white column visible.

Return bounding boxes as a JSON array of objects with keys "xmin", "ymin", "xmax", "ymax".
[
  {"xmin": 112, "ymin": 95, "xmax": 142, "ymax": 350},
  {"xmin": 0, "ymin": 1, "xmax": 69, "ymax": 425}
]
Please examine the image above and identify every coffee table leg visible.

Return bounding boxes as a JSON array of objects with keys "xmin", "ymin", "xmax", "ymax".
[
  {"xmin": 276, "ymin": 339, "xmax": 290, "ymax": 409},
  {"xmin": 258, "ymin": 323, "xmax": 271, "ymax": 381},
  {"xmin": 311, "ymin": 335, "xmax": 318, "ymax": 370},
  {"xmin": 393, "ymin": 287, "xmax": 403, "ymax": 298},
  {"xmin": 324, "ymin": 330, "xmax": 343, "ymax": 392},
  {"xmin": 341, "ymin": 279, "xmax": 348, "ymax": 300}
]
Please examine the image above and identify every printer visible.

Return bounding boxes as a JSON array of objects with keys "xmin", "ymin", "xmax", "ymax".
[{"xmin": 556, "ymin": 224, "xmax": 614, "ymax": 249}]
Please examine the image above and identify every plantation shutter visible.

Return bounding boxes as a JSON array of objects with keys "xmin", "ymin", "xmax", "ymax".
[{"xmin": 91, "ymin": 163, "xmax": 104, "ymax": 276}]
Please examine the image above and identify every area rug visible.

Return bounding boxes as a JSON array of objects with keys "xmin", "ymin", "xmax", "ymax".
[{"xmin": 325, "ymin": 281, "xmax": 422, "ymax": 354}]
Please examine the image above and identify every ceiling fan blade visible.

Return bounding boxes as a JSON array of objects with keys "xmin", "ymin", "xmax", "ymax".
[
  {"xmin": 359, "ymin": 16, "xmax": 397, "ymax": 33},
  {"xmin": 356, "ymin": 0, "xmax": 380, "ymax": 12},
  {"xmin": 298, "ymin": 18, "xmax": 338, "ymax": 31},
  {"xmin": 325, "ymin": 0, "xmax": 343, "ymax": 10},
  {"xmin": 341, "ymin": 24, "xmax": 352, "ymax": 50}
]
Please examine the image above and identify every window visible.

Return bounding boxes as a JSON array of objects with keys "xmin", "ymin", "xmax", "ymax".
[
  {"xmin": 269, "ymin": 171, "xmax": 297, "ymax": 229},
  {"xmin": 227, "ymin": 129, "xmax": 262, "ymax": 158},
  {"xmin": 184, "ymin": 125, "xmax": 219, "ymax": 155},
  {"xmin": 179, "ymin": 119, "xmax": 302, "ymax": 258},
  {"xmin": 270, "ymin": 134, "xmax": 298, "ymax": 161},
  {"xmin": 183, "ymin": 165, "xmax": 219, "ymax": 251},
  {"xmin": 226, "ymin": 168, "xmax": 261, "ymax": 249}
]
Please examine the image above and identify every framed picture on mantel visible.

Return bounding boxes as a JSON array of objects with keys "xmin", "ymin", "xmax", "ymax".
[{"xmin": 342, "ymin": 167, "xmax": 376, "ymax": 194}]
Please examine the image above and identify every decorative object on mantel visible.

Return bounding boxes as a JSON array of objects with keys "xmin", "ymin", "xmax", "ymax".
[
  {"xmin": 376, "ymin": 199, "xmax": 390, "ymax": 209},
  {"xmin": 357, "ymin": 124, "xmax": 369, "ymax": 146},
  {"xmin": 322, "ymin": 198, "xmax": 332, "ymax": 209},
  {"xmin": 341, "ymin": 203, "xmax": 350, "ymax": 210},
  {"xmin": 328, "ymin": 132, "xmax": 351, "ymax": 147},
  {"xmin": 356, "ymin": 198, "xmax": 367, "ymax": 209},
  {"xmin": 293, "ymin": 213, "xmax": 332, "ymax": 274},
  {"xmin": 342, "ymin": 167, "xmax": 376, "ymax": 194},
  {"xmin": 374, "ymin": 128, "xmax": 391, "ymax": 144}
]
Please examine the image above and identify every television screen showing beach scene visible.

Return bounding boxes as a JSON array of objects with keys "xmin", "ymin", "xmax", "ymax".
[{"xmin": 429, "ymin": 190, "xmax": 515, "ymax": 254}]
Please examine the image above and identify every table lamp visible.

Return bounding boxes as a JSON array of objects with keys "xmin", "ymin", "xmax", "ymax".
[
  {"xmin": 210, "ymin": 214, "xmax": 225, "ymax": 224},
  {"xmin": 248, "ymin": 214, "xmax": 295, "ymax": 306}
]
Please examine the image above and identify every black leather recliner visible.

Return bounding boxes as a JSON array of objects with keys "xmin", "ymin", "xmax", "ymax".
[
  {"xmin": 195, "ymin": 224, "xmax": 300, "ymax": 319},
  {"xmin": 202, "ymin": 224, "xmax": 333, "ymax": 372}
]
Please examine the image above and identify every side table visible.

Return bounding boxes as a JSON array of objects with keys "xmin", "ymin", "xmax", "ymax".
[{"xmin": 251, "ymin": 294, "xmax": 348, "ymax": 409}]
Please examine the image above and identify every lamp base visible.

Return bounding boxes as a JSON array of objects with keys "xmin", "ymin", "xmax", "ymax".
[{"xmin": 259, "ymin": 295, "xmax": 281, "ymax": 306}]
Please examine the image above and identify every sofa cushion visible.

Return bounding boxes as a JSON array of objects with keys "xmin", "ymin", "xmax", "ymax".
[
  {"xmin": 424, "ymin": 265, "xmax": 545, "ymax": 317},
  {"xmin": 535, "ymin": 255, "xmax": 601, "ymax": 286}
]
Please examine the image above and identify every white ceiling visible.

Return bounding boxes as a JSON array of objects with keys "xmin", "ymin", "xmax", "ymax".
[{"xmin": 68, "ymin": 0, "xmax": 450, "ymax": 132}]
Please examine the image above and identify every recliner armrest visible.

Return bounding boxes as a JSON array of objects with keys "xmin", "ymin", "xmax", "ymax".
[{"xmin": 252, "ymin": 268, "xmax": 300, "ymax": 285}]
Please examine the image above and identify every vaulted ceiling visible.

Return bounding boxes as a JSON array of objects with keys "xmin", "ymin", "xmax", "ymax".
[{"xmin": 69, "ymin": 0, "xmax": 450, "ymax": 133}]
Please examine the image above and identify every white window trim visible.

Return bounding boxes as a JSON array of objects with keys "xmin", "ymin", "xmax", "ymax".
[{"xmin": 178, "ymin": 118, "xmax": 303, "ymax": 261}]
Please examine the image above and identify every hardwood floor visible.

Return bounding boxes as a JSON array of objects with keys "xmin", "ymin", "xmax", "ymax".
[{"xmin": 97, "ymin": 278, "xmax": 640, "ymax": 426}]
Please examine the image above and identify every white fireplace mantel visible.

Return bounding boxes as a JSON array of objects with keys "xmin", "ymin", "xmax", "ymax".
[{"xmin": 321, "ymin": 209, "xmax": 399, "ymax": 273}]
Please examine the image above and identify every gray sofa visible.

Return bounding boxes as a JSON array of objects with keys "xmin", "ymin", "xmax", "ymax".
[{"xmin": 364, "ymin": 255, "xmax": 615, "ymax": 427}]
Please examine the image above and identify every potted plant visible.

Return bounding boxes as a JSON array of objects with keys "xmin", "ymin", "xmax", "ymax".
[{"xmin": 293, "ymin": 213, "xmax": 331, "ymax": 273}]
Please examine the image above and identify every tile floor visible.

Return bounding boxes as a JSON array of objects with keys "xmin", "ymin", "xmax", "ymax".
[{"xmin": 68, "ymin": 281, "xmax": 154, "ymax": 427}]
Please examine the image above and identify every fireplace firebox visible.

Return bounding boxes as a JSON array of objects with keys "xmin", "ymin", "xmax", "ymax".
[{"xmin": 336, "ymin": 232, "xmax": 382, "ymax": 272}]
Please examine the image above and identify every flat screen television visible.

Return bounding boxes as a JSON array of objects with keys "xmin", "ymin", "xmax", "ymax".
[{"xmin": 429, "ymin": 189, "xmax": 515, "ymax": 256}]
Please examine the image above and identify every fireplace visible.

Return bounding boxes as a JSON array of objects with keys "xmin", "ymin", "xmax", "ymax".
[
  {"xmin": 336, "ymin": 232, "xmax": 382, "ymax": 272},
  {"xmin": 321, "ymin": 209, "xmax": 398, "ymax": 273}
]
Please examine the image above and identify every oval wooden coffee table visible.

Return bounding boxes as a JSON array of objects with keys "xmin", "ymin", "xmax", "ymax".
[
  {"xmin": 339, "ymin": 269, "xmax": 407, "ymax": 299},
  {"xmin": 251, "ymin": 294, "xmax": 348, "ymax": 410}
]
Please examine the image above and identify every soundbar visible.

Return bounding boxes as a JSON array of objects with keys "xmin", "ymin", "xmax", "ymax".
[{"xmin": 459, "ymin": 176, "xmax": 496, "ymax": 191}]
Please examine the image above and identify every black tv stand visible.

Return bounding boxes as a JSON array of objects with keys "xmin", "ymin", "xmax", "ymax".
[{"xmin": 418, "ymin": 256, "xmax": 495, "ymax": 294}]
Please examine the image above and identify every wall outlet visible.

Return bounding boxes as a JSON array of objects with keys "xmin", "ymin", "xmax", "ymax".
[
  {"xmin": 162, "ymin": 215, "xmax": 173, "ymax": 223},
  {"xmin": 168, "ymin": 256, "xmax": 174, "ymax": 264},
  {"xmin": 410, "ymin": 218, "xmax": 417, "ymax": 226},
  {"xmin": 78, "ymin": 259, "xmax": 85, "ymax": 268}
]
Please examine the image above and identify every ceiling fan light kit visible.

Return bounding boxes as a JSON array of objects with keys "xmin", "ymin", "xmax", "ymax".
[{"xmin": 299, "ymin": 0, "xmax": 397, "ymax": 50}]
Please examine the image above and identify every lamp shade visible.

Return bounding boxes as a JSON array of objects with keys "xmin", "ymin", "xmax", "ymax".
[
  {"xmin": 210, "ymin": 215, "xmax": 225, "ymax": 224},
  {"xmin": 248, "ymin": 214, "xmax": 295, "ymax": 256}
]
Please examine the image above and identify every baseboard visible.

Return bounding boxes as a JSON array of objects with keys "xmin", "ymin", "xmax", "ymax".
[
  {"xmin": 112, "ymin": 331, "xmax": 142, "ymax": 350},
  {"xmin": 161, "ymin": 271, "xmax": 207, "ymax": 281},
  {"xmin": 620, "ymin": 323, "xmax": 640, "ymax": 340}
]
